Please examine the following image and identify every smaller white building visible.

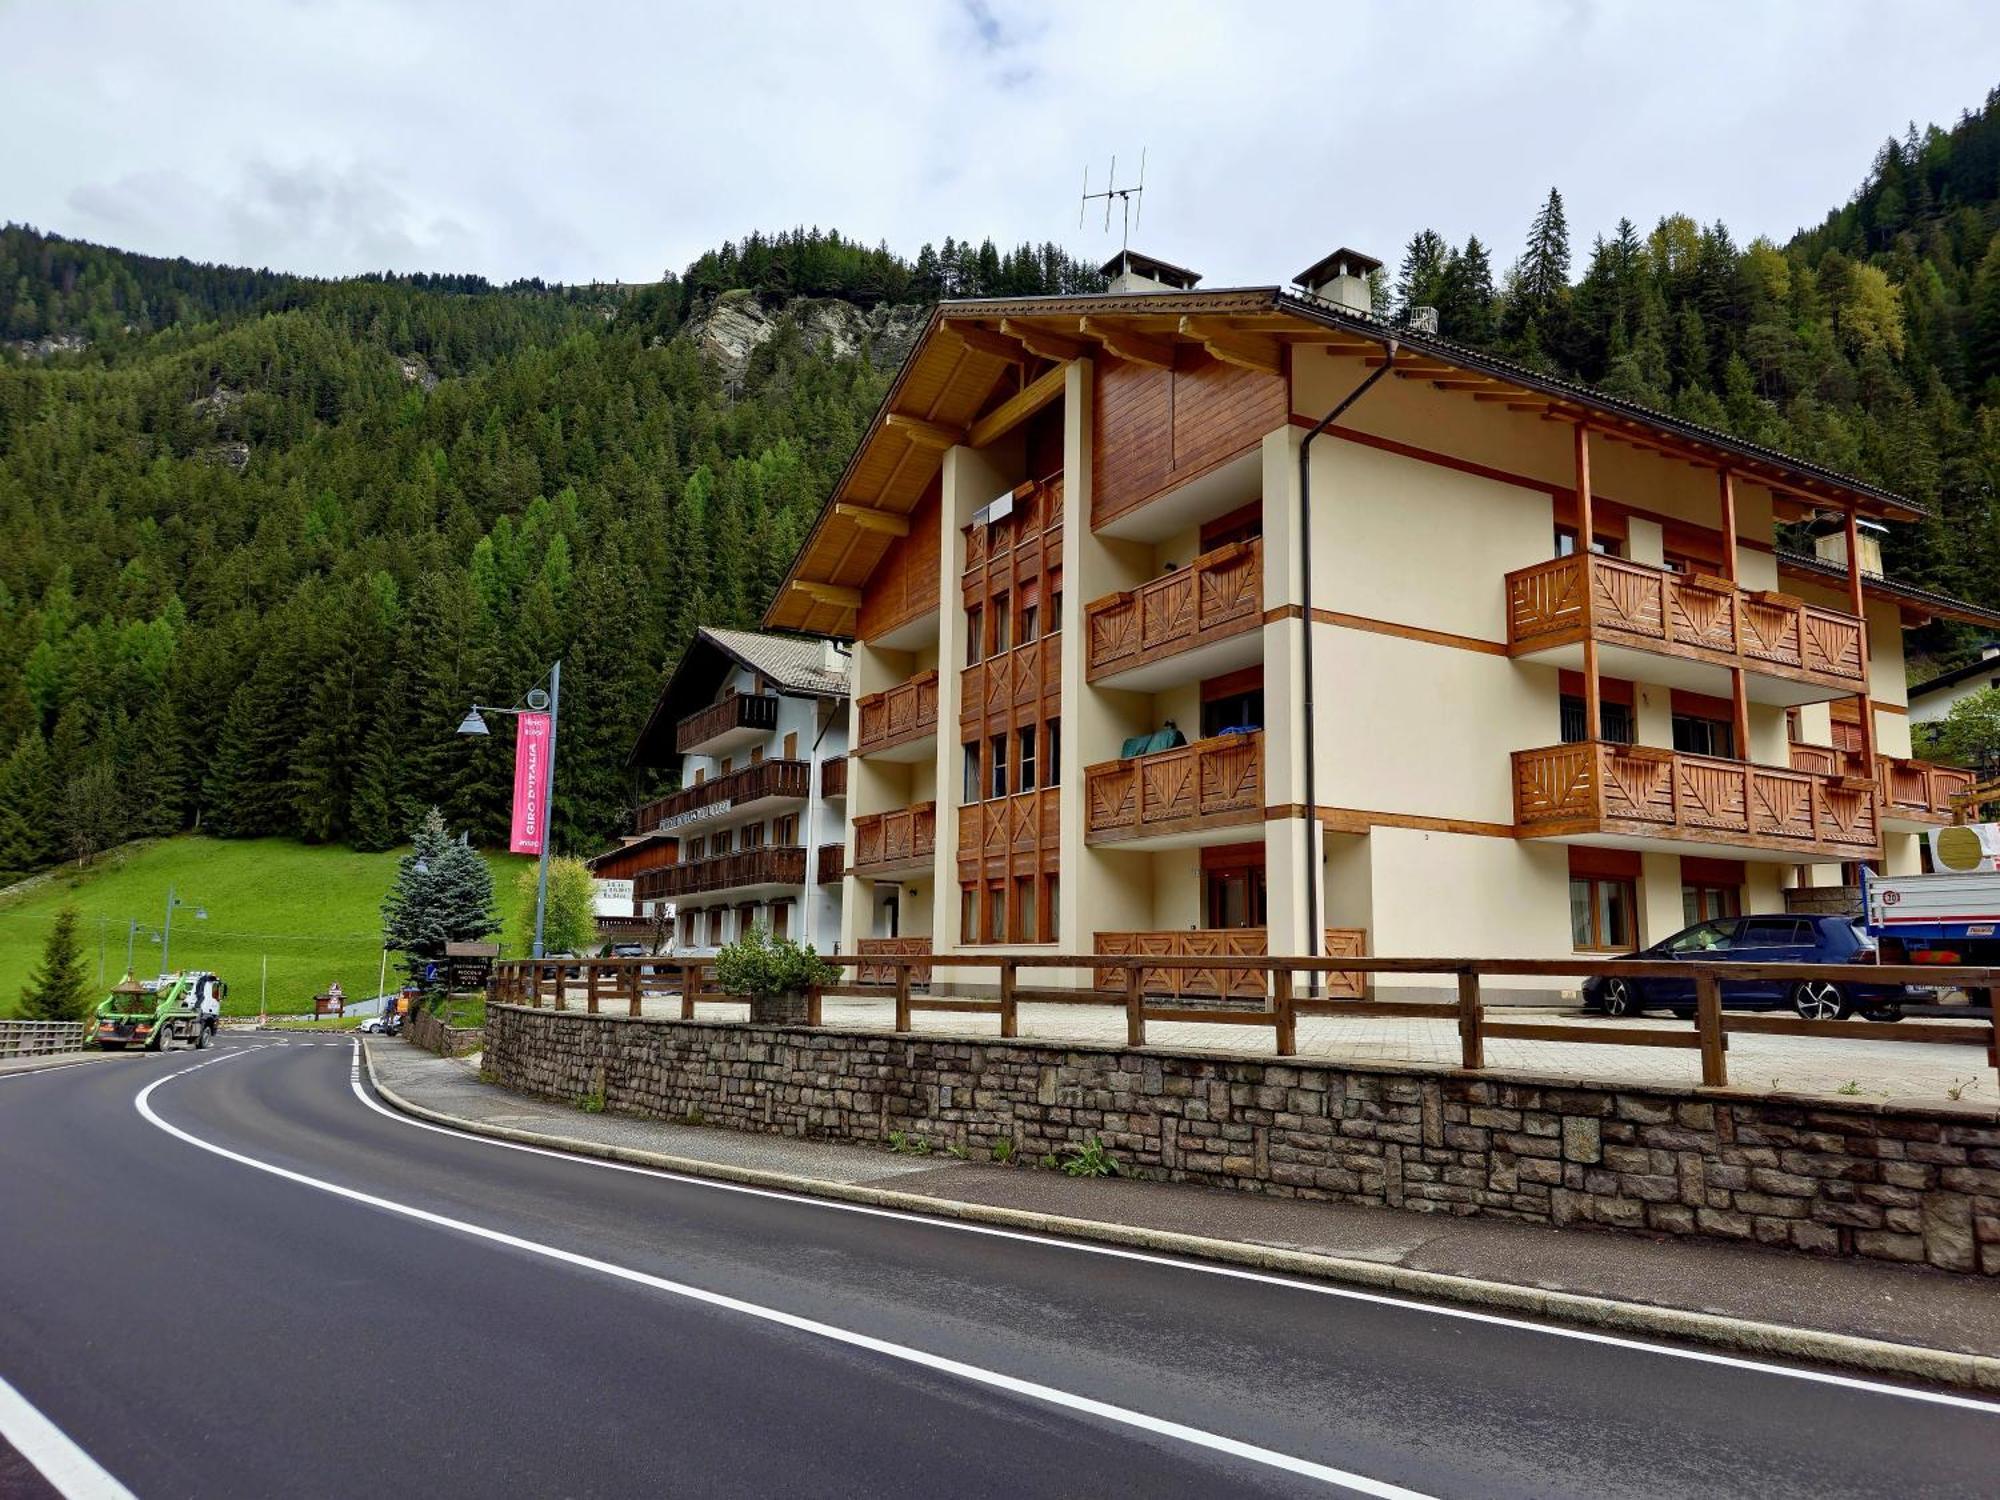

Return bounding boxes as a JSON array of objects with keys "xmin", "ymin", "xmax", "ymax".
[{"xmin": 1909, "ymin": 642, "xmax": 2000, "ymax": 732}]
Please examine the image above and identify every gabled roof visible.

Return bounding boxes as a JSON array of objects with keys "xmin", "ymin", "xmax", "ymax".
[
  {"xmin": 627, "ymin": 627, "xmax": 849, "ymax": 769},
  {"xmin": 764, "ymin": 285, "xmax": 1929, "ymax": 636},
  {"xmin": 1908, "ymin": 653, "xmax": 2000, "ymax": 701},
  {"xmin": 1773, "ymin": 547, "xmax": 2000, "ymax": 633}
]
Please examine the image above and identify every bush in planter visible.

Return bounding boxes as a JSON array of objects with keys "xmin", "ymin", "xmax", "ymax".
[{"xmin": 713, "ymin": 925, "xmax": 840, "ymax": 1023}]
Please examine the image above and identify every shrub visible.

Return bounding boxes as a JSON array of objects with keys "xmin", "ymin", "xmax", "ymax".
[{"xmin": 713, "ymin": 924, "xmax": 840, "ymax": 1000}]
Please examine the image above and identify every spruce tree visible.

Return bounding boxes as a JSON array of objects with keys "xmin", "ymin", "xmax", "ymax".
[
  {"xmin": 1970, "ymin": 232, "xmax": 2000, "ymax": 389},
  {"xmin": 22, "ymin": 906, "xmax": 94, "ymax": 1022},
  {"xmin": 381, "ymin": 807, "xmax": 499, "ymax": 985}
]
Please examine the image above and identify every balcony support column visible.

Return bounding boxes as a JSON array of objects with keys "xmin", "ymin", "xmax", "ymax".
[
  {"xmin": 1844, "ymin": 506, "xmax": 1876, "ymax": 772},
  {"xmin": 1575, "ymin": 423, "xmax": 1601, "ymax": 742},
  {"xmin": 1719, "ymin": 470, "xmax": 1750, "ymax": 762}
]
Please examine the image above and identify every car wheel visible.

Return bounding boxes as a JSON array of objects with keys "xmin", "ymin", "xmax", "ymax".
[
  {"xmin": 1859, "ymin": 999, "xmax": 1905, "ymax": 1023},
  {"xmin": 1600, "ymin": 978, "xmax": 1641, "ymax": 1017},
  {"xmin": 1791, "ymin": 979, "xmax": 1848, "ymax": 1022}
]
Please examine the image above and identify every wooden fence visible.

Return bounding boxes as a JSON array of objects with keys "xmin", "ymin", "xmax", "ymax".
[
  {"xmin": 0, "ymin": 1019, "xmax": 89, "ymax": 1058},
  {"xmin": 489, "ymin": 952, "xmax": 2000, "ymax": 1091}
]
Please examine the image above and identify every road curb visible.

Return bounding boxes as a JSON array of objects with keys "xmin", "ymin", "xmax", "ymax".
[
  {"xmin": 360, "ymin": 1044, "xmax": 2000, "ymax": 1394},
  {"xmin": 0, "ymin": 1051, "xmax": 124, "ymax": 1078}
]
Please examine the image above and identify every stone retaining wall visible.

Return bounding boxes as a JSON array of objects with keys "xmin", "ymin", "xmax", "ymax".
[
  {"xmin": 405, "ymin": 1009, "xmax": 483, "ymax": 1059},
  {"xmin": 484, "ymin": 1004, "xmax": 2000, "ymax": 1275}
]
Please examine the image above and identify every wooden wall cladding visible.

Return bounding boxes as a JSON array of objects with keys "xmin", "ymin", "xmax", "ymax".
[
  {"xmin": 857, "ymin": 479, "xmax": 943, "ymax": 642},
  {"xmin": 1091, "ymin": 350, "xmax": 1284, "ymax": 529}
]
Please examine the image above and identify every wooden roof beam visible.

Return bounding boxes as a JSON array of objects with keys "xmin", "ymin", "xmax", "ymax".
[
  {"xmin": 1178, "ymin": 317, "xmax": 1281, "ymax": 375},
  {"xmin": 945, "ymin": 322, "xmax": 1027, "ymax": 361},
  {"xmin": 999, "ymin": 318, "xmax": 1088, "ymax": 363},
  {"xmin": 1076, "ymin": 316, "xmax": 1175, "ymax": 369},
  {"xmin": 790, "ymin": 580, "xmax": 863, "ymax": 609},
  {"xmin": 882, "ymin": 412, "xmax": 965, "ymax": 450},
  {"xmin": 833, "ymin": 503, "xmax": 911, "ymax": 537},
  {"xmin": 967, "ymin": 361, "xmax": 1069, "ymax": 450}
]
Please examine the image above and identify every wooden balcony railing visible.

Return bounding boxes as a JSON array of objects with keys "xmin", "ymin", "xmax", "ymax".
[
  {"xmin": 1085, "ymin": 538, "xmax": 1263, "ymax": 681},
  {"xmin": 1514, "ymin": 740, "xmax": 1880, "ymax": 857},
  {"xmin": 1505, "ymin": 554, "xmax": 1866, "ymax": 692},
  {"xmin": 959, "ymin": 638, "xmax": 1061, "ymax": 731},
  {"xmin": 856, "ymin": 670, "xmax": 939, "ymax": 757},
  {"xmin": 1093, "ymin": 929, "xmax": 1367, "ymax": 999},
  {"xmin": 1084, "ymin": 732, "xmax": 1262, "ymax": 842},
  {"xmin": 1788, "ymin": 744, "xmax": 1976, "ymax": 823},
  {"xmin": 633, "ymin": 758, "xmax": 809, "ymax": 833},
  {"xmin": 957, "ymin": 789, "xmax": 1060, "ymax": 870},
  {"xmin": 675, "ymin": 691, "xmax": 779, "ymax": 755},
  {"xmin": 819, "ymin": 755, "xmax": 848, "ymax": 799},
  {"xmin": 638, "ymin": 846, "xmax": 805, "ymax": 901},
  {"xmin": 816, "ymin": 841, "xmax": 845, "ymax": 886},
  {"xmin": 852, "ymin": 802, "xmax": 937, "ymax": 875}
]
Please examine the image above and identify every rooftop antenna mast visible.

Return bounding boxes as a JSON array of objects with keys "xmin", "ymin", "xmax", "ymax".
[{"xmin": 1079, "ymin": 149, "xmax": 1146, "ymax": 251}]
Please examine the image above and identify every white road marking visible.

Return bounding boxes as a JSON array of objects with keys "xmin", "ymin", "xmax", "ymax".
[
  {"xmin": 136, "ymin": 1055, "xmax": 1431, "ymax": 1496},
  {"xmin": 343, "ymin": 1042, "xmax": 2000, "ymax": 1415},
  {"xmin": 0, "ymin": 1373, "xmax": 139, "ymax": 1500}
]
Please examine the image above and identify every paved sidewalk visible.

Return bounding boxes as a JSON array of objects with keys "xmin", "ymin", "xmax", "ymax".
[
  {"xmin": 368, "ymin": 1040, "xmax": 2000, "ymax": 1369},
  {"xmin": 536, "ymin": 994, "xmax": 1999, "ymax": 1111}
]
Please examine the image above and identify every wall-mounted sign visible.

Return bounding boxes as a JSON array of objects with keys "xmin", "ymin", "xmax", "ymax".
[{"xmin": 660, "ymin": 798, "xmax": 735, "ymax": 831}]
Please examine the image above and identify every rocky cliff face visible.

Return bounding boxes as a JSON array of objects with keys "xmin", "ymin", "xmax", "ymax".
[{"xmin": 683, "ymin": 290, "xmax": 927, "ymax": 389}]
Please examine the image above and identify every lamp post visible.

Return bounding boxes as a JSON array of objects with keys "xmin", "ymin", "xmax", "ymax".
[
  {"xmin": 158, "ymin": 884, "xmax": 207, "ymax": 975},
  {"xmin": 459, "ymin": 659, "xmax": 561, "ymax": 959}
]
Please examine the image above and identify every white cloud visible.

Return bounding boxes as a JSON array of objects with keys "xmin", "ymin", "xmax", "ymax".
[{"xmin": 3, "ymin": 1, "xmax": 1997, "ymax": 287}]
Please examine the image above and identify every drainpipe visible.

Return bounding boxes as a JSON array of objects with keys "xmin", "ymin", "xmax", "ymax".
[
  {"xmin": 1295, "ymin": 340, "xmax": 1395, "ymax": 964},
  {"xmin": 798, "ymin": 643, "xmax": 852, "ymax": 952}
]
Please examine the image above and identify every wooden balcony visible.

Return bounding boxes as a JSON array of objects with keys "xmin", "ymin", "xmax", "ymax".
[
  {"xmin": 852, "ymin": 802, "xmax": 937, "ymax": 877},
  {"xmin": 959, "ymin": 639, "xmax": 1061, "ymax": 732},
  {"xmin": 675, "ymin": 691, "xmax": 779, "ymax": 756},
  {"xmin": 855, "ymin": 670, "xmax": 939, "ymax": 760},
  {"xmin": 816, "ymin": 841, "xmax": 845, "ymax": 886},
  {"xmin": 1084, "ymin": 538, "xmax": 1263, "ymax": 690},
  {"xmin": 1084, "ymin": 732, "xmax": 1262, "ymax": 846},
  {"xmin": 819, "ymin": 755, "xmax": 848, "ymax": 800},
  {"xmin": 957, "ymin": 789, "xmax": 1060, "ymax": 878},
  {"xmin": 1093, "ymin": 929, "xmax": 1367, "ymax": 999},
  {"xmin": 632, "ymin": 758, "xmax": 809, "ymax": 834},
  {"xmin": 1788, "ymin": 744, "xmax": 1975, "ymax": 828},
  {"xmin": 639, "ymin": 846, "xmax": 805, "ymax": 901},
  {"xmin": 1513, "ymin": 741, "xmax": 1880, "ymax": 859},
  {"xmin": 1505, "ymin": 554, "xmax": 1867, "ymax": 705}
]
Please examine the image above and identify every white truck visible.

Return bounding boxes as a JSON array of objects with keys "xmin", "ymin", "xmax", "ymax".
[{"xmin": 1862, "ymin": 824, "xmax": 2000, "ymax": 1008}]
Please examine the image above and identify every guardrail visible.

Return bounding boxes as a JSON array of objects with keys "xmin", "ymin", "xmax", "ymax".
[
  {"xmin": 490, "ymin": 952, "xmax": 2000, "ymax": 1090},
  {"xmin": 0, "ymin": 1019, "xmax": 89, "ymax": 1058}
]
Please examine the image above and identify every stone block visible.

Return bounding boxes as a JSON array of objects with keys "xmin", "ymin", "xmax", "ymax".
[
  {"xmin": 1854, "ymin": 1230, "xmax": 1926, "ymax": 1264},
  {"xmin": 1615, "ymin": 1095, "xmax": 1675, "ymax": 1125},
  {"xmin": 1696, "ymin": 1207, "xmax": 1753, "ymax": 1239},
  {"xmin": 1790, "ymin": 1221, "xmax": 1841, "ymax": 1255},
  {"xmin": 1562, "ymin": 1117, "xmax": 1602, "ymax": 1165},
  {"xmin": 1747, "ymin": 1167, "xmax": 1817, "ymax": 1198},
  {"xmin": 1922, "ymin": 1194, "xmax": 1976, "ymax": 1273}
]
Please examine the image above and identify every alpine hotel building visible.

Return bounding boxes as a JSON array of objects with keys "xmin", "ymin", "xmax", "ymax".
[{"xmin": 748, "ymin": 249, "xmax": 2000, "ymax": 1000}]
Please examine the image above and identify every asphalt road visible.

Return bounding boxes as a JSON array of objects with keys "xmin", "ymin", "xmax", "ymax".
[{"xmin": 1, "ymin": 1037, "xmax": 1995, "ymax": 1499}]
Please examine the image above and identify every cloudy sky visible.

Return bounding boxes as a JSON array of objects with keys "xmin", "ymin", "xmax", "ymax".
[{"xmin": 4, "ymin": 1, "xmax": 1998, "ymax": 288}]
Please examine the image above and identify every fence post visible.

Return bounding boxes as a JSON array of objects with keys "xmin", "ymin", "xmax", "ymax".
[
  {"xmin": 807, "ymin": 981, "xmax": 822, "ymax": 1027},
  {"xmin": 1124, "ymin": 962, "xmax": 1145, "ymax": 1048},
  {"xmin": 1457, "ymin": 968, "xmax": 1483, "ymax": 1070},
  {"xmin": 894, "ymin": 963, "xmax": 912, "ymax": 1033},
  {"xmin": 586, "ymin": 964, "xmax": 600, "ymax": 1015},
  {"xmin": 681, "ymin": 963, "xmax": 697, "ymax": 1021},
  {"xmin": 999, "ymin": 960, "xmax": 1018, "ymax": 1040},
  {"xmin": 1696, "ymin": 971, "xmax": 1727, "ymax": 1087},
  {"xmin": 626, "ymin": 962, "xmax": 642, "ymax": 1019},
  {"xmin": 1272, "ymin": 968, "xmax": 1296, "ymax": 1057},
  {"xmin": 552, "ymin": 962, "xmax": 565, "ymax": 1012}
]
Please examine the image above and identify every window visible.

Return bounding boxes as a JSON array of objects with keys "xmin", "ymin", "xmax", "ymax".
[
  {"xmin": 965, "ymin": 605, "xmax": 984, "ymax": 665},
  {"xmin": 707, "ymin": 909, "xmax": 725, "ymax": 946},
  {"xmin": 992, "ymin": 593, "xmax": 1012, "ymax": 654},
  {"xmin": 985, "ymin": 882, "xmax": 1006, "ymax": 943},
  {"xmin": 1560, "ymin": 695, "xmax": 1633, "ymax": 744},
  {"xmin": 680, "ymin": 913, "xmax": 696, "ymax": 947},
  {"xmin": 1555, "ymin": 526, "xmax": 1623, "ymax": 559},
  {"xmin": 1017, "ymin": 725, "xmax": 1037, "ymax": 792},
  {"xmin": 1047, "ymin": 576, "xmax": 1063, "ymax": 633},
  {"xmin": 1014, "ymin": 877, "xmax": 1037, "ymax": 942},
  {"xmin": 1204, "ymin": 863, "xmax": 1268, "ymax": 929},
  {"xmin": 961, "ymin": 885, "xmax": 978, "ymax": 941},
  {"xmin": 772, "ymin": 814, "xmax": 797, "ymax": 844},
  {"xmin": 1682, "ymin": 884, "xmax": 1741, "ymax": 927},
  {"xmin": 1570, "ymin": 876, "xmax": 1637, "ymax": 951},
  {"xmin": 1045, "ymin": 717, "xmax": 1061, "ymax": 786},
  {"xmin": 684, "ymin": 835, "xmax": 705, "ymax": 860},
  {"xmin": 716, "ymin": 829, "xmax": 736, "ymax": 854},
  {"xmin": 783, "ymin": 731, "xmax": 798, "ymax": 759},
  {"xmin": 989, "ymin": 734, "xmax": 1007, "ymax": 799},
  {"xmin": 1664, "ymin": 920, "xmax": 1735, "ymax": 955},
  {"xmin": 770, "ymin": 901, "xmax": 790, "ymax": 940},
  {"xmin": 1047, "ymin": 876, "xmax": 1059, "ymax": 942},
  {"xmin": 750, "ymin": 745, "xmax": 763, "ymax": 765},
  {"xmin": 1202, "ymin": 689, "xmax": 1265, "ymax": 739},
  {"xmin": 963, "ymin": 742, "xmax": 982, "ymax": 803},
  {"xmin": 1672, "ymin": 713, "xmax": 1734, "ymax": 759},
  {"xmin": 1739, "ymin": 918, "xmax": 1809, "ymax": 948},
  {"xmin": 740, "ymin": 823, "xmax": 764, "ymax": 849}
]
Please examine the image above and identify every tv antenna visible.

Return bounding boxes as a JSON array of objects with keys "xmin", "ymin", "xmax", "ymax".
[{"xmin": 1080, "ymin": 149, "xmax": 1145, "ymax": 250}]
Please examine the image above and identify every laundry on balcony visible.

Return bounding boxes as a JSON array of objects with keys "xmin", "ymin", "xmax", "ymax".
[{"xmin": 1119, "ymin": 721, "xmax": 1188, "ymax": 759}]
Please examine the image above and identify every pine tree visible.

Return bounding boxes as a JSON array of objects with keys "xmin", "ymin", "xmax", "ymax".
[
  {"xmin": 1438, "ymin": 236, "xmax": 1494, "ymax": 342},
  {"xmin": 21, "ymin": 906, "xmax": 94, "ymax": 1021},
  {"xmin": 1970, "ymin": 231, "xmax": 2000, "ymax": 390},
  {"xmin": 380, "ymin": 807, "xmax": 499, "ymax": 984},
  {"xmin": 1519, "ymin": 187, "xmax": 1572, "ymax": 312},
  {"xmin": 1394, "ymin": 230, "xmax": 1452, "ymax": 322}
]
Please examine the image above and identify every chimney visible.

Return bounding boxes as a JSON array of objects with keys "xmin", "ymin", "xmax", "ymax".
[
  {"xmin": 1810, "ymin": 517, "xmax": 1886, "ymax": 579},
  {"xmin": 1294, "ymin": 247, "xmax": 1384, "ymax": 314},
  {"xmin": 821, "ymin": 638, "xmax": 848, "ymax": 675},
  {"xmin": 1100, "ymin": 249, "xmax": 1202, "ymax": 295}
]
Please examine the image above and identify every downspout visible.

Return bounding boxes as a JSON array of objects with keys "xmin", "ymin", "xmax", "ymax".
[{"xmin": 1295, "ymin": 339, "xmax": 1395, "ymax": 962}]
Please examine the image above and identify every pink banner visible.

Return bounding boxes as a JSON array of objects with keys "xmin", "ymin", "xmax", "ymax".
[{"xmin": 509, "ymin": 712, "xmax": 552, "ymax": 854}]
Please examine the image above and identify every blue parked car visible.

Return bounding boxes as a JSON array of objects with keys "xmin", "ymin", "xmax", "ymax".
[{"xmin": 1581, "ymin": 914, "xmax": 1918, "ymax": 1022}]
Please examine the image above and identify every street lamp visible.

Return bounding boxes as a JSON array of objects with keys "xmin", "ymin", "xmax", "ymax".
[
  {"xmin": 158, "ymin": 884, "xmax": 207, "ymax": 975},
  {"xmin": 459, "ymin": 660, "xmax": 561, "ymax": 959}
]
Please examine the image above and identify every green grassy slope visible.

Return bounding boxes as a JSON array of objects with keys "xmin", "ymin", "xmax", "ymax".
[{"xmin": 0, "ymin": 836, "xmax": 534, "ymax": 1016}]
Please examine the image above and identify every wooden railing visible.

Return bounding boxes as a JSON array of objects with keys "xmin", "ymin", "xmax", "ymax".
[
  {"xmin": 1084, "ymin": 732, "xmax": 1262, "ymax": 842},
  {"xmin": 1788, "ymin": 744, "xmax": 1975, "ymax": 823},
  {"xmin": 1095, "ymin": 929, "xmax": 1367, "ymax": 999},
  {"xmin": 959, "ymin": 638, "xmax": 1061, "ymax": 730},
  {"xmin": 1505, "ymin": 554, "xmax": 1867, "ymax": 690},
  {"xmin": 956, "ymin": 789, "xmax": 1060, "ymax": 867},
  {"xmin": 639, "ymin": 846, "xmax": 805, "ymax": 901},
  {"xmin": 816, "ymin": 842, "xmax": 845, "ymax": 886},
  {"xmin": 675, "ymin": 691, "xmax": 778, "ymax": 754},
  {"xmin": 856, "ymin": 670, "xmax": 939, "ymax": 756},
  {"xmin": 489, "ymin": 952, "xmax": 2000, "ymax": 1087},
  {"xmin": 852, "ymin": 801, "xmax": 937, "ymax": 874},
  {"xmin": 1085, "ymin": 538, "xmax": 1263, "ymax": 680},
  {"xmin": 820, "ymin": 755, "xmax": 848, "ymax": 799},
  {"xmin": 1514, "ymin": 740, "xmax": 1880, "ymax": 857},
  {"xmin": 963, "ymin": 475, "xmax": 1063, "ymax": 573},
  {"xmin": 633, "ymin": 758, "xmax": 810, "ymax": 833},
  {"xmin": 0, "ymin": 1019, "xmax": 88, "ymax": 1058}
]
